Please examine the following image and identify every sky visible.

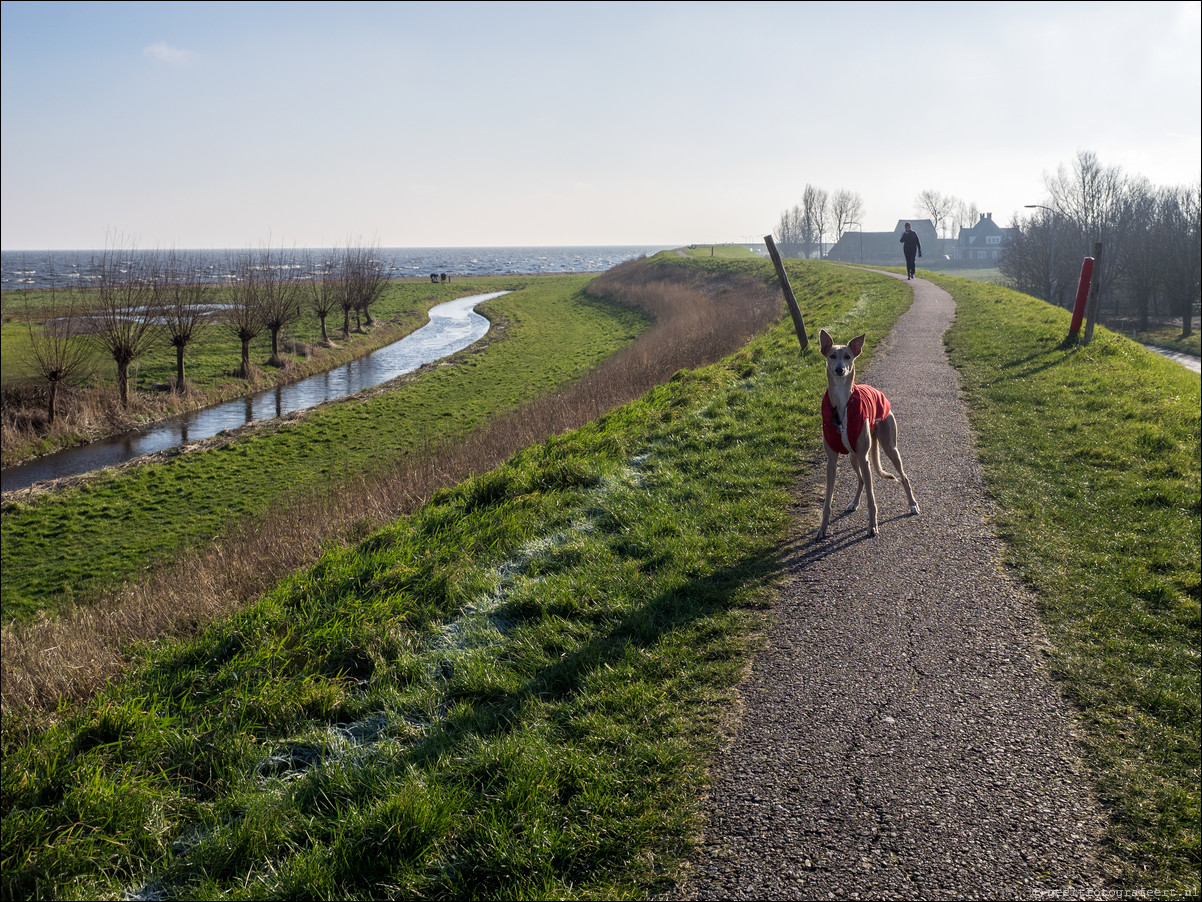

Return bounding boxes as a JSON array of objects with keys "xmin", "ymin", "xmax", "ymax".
[{"xmin": 2, "ymin": 0, "xmax": 1199, "ymax": 250}]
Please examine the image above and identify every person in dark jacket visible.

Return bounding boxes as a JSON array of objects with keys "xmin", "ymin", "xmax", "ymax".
[{"xmin": 900, "ymin": 222, "xmax": 922, "ymax": 279}]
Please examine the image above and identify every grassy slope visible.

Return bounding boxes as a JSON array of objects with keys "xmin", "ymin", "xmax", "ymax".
[
  {"xmin": 0, "ymin": 261, "xmax": 909, "ymax": 900},
  {"xmin": 1, "ymin": 277, "xmax": 644, "ymax": 620},
  {"xmin": 933, "ymin": 272, "xmax": 1200, "ymax": 891},
  {"xmin": 3, "ymin": 261, "xmax": 1198, "ymax": 897}
]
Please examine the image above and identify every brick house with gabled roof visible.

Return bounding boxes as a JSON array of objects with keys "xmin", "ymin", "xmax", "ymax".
[{"xmin": 953, "ymin": 212, "xmax": 1017, "ymax": 262}]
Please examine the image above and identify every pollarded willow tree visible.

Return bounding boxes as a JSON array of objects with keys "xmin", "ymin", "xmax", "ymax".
[
  {"xmin": 305, "ymin": 255, "xmax": 339, "ymax": 346},
  {"xmin": 348, "ymin": 244, "xmax": 387, "ymax": 330},
  {"xmin": 222, "ymin": 253, "xmax": 266, "ymax": 379},
  {"xmin": 91, "ymin": 247, "xmax": 160, "ymax": 407},
  {"xmin": 256, "ymin": 246, "xmax": 304, "ymax": 365},
  {"xmin": 158, "ymin": 251, "xmax": 214, "ymax": 392},
  {"xmin": 336, "ymin": 242, "xmax": 387, "ymax": 335},
  {"xmin": 24, "ymin": 276, "xmax": 93, "ymax": 424}
]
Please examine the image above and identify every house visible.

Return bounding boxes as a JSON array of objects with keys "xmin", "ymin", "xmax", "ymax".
[
  {"xmin": 826, "ymin": 219, "xmax": 941, "ymax": 266},
  {"xmin": 952, "ymin": 213, "xmax": 1017, "ymax": 263}
]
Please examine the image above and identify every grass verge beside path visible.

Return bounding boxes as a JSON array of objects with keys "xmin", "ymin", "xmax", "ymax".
[
  {"xmin": 0, "ymin": 276, "xmax": 642, "ymax": 621},
  {"xmin": 933, "ymin": 273, "xmax": 1201, "ymax": 893},
  {"xmin": 0, "ymin": 262, "xmax": 912, "ymax": 900}
]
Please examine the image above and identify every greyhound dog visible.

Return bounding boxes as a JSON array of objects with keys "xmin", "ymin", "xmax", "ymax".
[{"xmin": 816, "ymin": 329, "xmax": 920, "ymax": 538}]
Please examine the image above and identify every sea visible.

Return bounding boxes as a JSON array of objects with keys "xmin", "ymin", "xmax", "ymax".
[{"xmin": 0, "ymin": 246, "xmax": 675, "ymax": 290}]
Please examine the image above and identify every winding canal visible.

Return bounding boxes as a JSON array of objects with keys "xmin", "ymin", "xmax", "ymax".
[{"xmin": 1, "ymin": 292, "xmax": 507, "ymax": 494}]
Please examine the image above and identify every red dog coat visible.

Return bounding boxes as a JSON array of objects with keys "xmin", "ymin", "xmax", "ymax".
[{"xmin": 822, "ymin": 384, "xmax": 891, "ymax": 455}]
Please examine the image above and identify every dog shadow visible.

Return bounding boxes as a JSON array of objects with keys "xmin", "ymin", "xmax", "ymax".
[{"xmin": 791, "ymin": 507, "xmax": 919, "ymax": 570}]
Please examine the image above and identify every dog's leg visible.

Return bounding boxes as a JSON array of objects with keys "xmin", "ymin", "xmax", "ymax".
[
  {"xmin": 846, "ymin": 467, "xmax": 864, "ymax": 512},
  {"xmin": 816, "ymin": 443, "xmax": 839, "ymax": 539},
  {"xmin": 854, "ymin": 452, "xmax": 878, "ymax": 535},
  {"xmin": 851, "ymin": 424, "xmax": 878, "ymax": 536},
  {"xmin": 877, "ymin": 414, "xmax": 920, "ymax": 516}
]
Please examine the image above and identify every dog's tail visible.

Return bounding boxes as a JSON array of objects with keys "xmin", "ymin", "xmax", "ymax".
[{"xmin": 870, "ymin": 440, "xmax": 897, "ymax": 480}]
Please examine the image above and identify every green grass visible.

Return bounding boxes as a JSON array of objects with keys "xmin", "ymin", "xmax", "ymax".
[
  {"xmin": 931, "ymin": 272, "xmax": 1201, "ymax": 893},
  {"xmin": 2, "ymin": 278, "xmax": 531, "ymax": 465},
  {"xmin": 674, "ymin": 245, "xmax": 760, "ymax": 260},
  {"xmin": 1, "ymin": 261, "xmax": 911, "ymax": 900},
  {"xmin": 1, "ymin": 278, "xmax": 481, "ymax": 390},
  {"xmin": 5, "ymin": 260, "xmax": 1197, "ymax": 896},
  {"xmin": 1125, "ymin": 322, "xmax": 1201, "ymax": 358},
  {"xmin": 0, "ymin": 277, "xmax": 645, "ymax": 620}
]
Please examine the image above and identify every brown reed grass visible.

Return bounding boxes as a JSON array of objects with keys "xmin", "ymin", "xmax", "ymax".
[{"xmin": 0, "ymin": 258, "xmax": 782, "ymax": 717}]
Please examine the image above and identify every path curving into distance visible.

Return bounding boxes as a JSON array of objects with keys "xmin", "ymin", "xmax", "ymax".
[{"xmin": 672, "ymin": 274, "xmax": 1108, "ymax": 900}]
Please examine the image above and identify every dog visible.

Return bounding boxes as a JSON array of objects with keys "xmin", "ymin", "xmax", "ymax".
[{"xmin": 816, "ymin": 329, "xmax": 920, "ymax": 538}]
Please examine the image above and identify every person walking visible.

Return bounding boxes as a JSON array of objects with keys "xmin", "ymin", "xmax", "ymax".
[{"xmin": 900, "ymin": 222, "xmax": 922, "ymax": 279}]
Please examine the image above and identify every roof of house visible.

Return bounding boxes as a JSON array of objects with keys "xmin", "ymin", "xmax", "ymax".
[{"xmin": 826, "ymin": 219, "xmax": 940, "ymax": 264}]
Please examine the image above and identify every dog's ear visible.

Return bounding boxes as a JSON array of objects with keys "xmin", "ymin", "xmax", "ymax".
[
  {"xmin": 820, "ymin": 329, "xmax": 833, "ymax": 354},
  {"xmin": 849, "ymin": 334, "xmax": 866, "ymax": 357}
]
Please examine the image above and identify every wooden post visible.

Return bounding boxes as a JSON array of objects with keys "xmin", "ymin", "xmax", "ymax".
[
  {"xmin": 763, "ymin": 234, "xmax": 809, "ymax": 351},
  {"xmin": 1083, "ymin": 242, "xmax": 1103, "ymax": 346}
]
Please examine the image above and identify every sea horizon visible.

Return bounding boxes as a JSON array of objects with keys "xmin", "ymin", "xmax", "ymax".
[{"xmin": 1, "ymin": 244, "xmax": 684, "ymax": 290}]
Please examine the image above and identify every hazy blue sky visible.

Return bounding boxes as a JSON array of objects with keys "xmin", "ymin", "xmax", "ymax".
[{"xmin": 2, "ymin": 0, "xmax": 1199, "ymax": 249}]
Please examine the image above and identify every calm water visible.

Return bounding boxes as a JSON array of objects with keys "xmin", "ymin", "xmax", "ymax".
[
  {"xmin": 1, "ymin": 292, "xmax": 507, "ymax": 493},
  {"xmin": 0, "ymin": 245, "xmax": 671, "ymax": 290},
  {"xmin": 1, "ymin": 245, "xmax": 675, "ymax": 493}
]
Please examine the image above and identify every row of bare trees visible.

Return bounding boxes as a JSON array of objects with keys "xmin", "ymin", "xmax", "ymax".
[
  {"xmin": 774, "ymin": 186, "xmax": 865, "ymax": 260},
  {"xmin": 19, "ymin": 243, "xmax": 388, "ymax": 425},
  {"xmin": 1000, "ymin": 152, "xmax": 1200, "ymax": 334}
]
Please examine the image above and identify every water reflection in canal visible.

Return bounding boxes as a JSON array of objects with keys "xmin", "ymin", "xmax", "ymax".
[{"xmin": 2, "ymin": 292, "xmax": 507, "ymax": 493}]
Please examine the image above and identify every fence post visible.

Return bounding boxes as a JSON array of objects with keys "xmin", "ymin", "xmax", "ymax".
[
  {"xmin": 1082, "ymin": 242, "xmax": 1104, "ymax": 345},
  {"xmin": 763, "ymin": 235, "xmax": 809, "ymax": 351}
]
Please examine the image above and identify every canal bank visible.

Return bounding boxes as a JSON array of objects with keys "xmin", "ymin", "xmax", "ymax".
[{"xmin": 2, "ymin": 293, "xmax": 507, "ymax": 494}]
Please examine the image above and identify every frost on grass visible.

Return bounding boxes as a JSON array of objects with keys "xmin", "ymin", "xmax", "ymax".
[{"xmin": 249, "ymin": 451, "xmax": 659, "ymax": 786}]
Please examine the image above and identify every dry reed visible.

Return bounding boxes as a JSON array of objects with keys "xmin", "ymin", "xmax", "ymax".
[{"xmin": 1, "ymin": 259, "xmax": 782, "ymax": 717}]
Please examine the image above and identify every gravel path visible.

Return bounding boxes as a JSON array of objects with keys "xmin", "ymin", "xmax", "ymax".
[{"xmin": 671, "ymin": 275, "xmax": 1110, "ymax": 900}]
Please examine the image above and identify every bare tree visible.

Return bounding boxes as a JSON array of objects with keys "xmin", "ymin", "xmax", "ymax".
[
  {"xmin": 348, "ymin": 243, "xmax": 387, "ymax": 329},
  {"xmin": 158, "ymin": 251, "xmax": 214, "ymax": 392},
  {"xmin": 1044, "ymin": 151, "xmax": 1138, "ymax": 311},
  {"xmin": 1004, "ymin": 153, "xmax": 1199, "ymax": 329},
  {"xmin": 1000, "ymin": 214, "xmax": 1053, "ymax": 302},
  {"xmin": 256, "ymin": 245, "xmax": 304, "ymax": 365},
  {"xmin": 800, "ymin": 185, "xmax": 826, "ymax": 259},
  {"xmin": 830, "ymin": 189, "xmax": 865, "ymax": 242},
  {"xmin": 91, "ymin": 246, "xmax": 160, "ymax": 407},
  {"xmin": 1158, "ymin": 183, "xmax": 1201, "ymax": 338},
  {"xmin": 23, "ymin": 275, "xmax": 93, "ymax": 423},
  {"xmin": 953, "ymin": 199, "xmax": 981, "ymax": 240},
  {"xmin": 916, "ymin": 190, "xmax": 957, "ymax": 238},
  {"xmin": 222, "ymin": 253, "xmax": 266, "ymax": 379},
  {"xmin": 807, "ymin": 185, "xmax": 830, "ymax": 257},
  {"xmin": 306, "ymin": 253, "xmax": 340, "ymax": 346},
  {"xmin": 1122, "ymin": 184, "xmax": 1163, "ymax": 330},
  {"xmin": 774, "ymin": 205, "xmax": 806, "ymax": 258}
]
